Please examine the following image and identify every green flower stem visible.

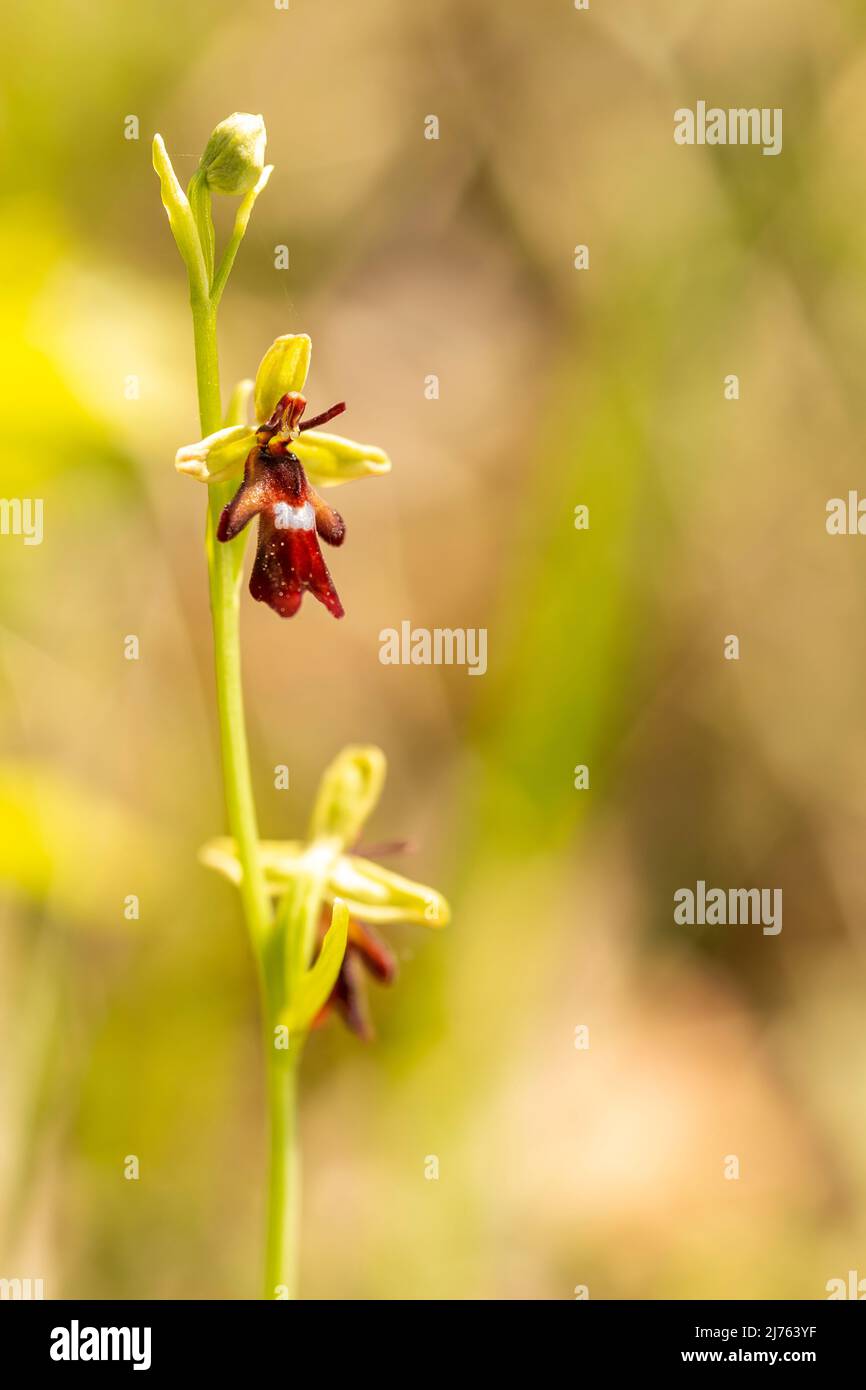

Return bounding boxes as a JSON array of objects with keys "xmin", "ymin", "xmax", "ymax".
[
  {"xmin": 190, "ymin": 292, "xmax": 269, "ymax": 947},
  {"xmin": 188, "ymin": 172, "xmax": 216, "ymax": 288},
  {"xmin": 264, "ymin": 1037, "xmax": 304, "ymax": 1299},
  {"xmin": 204, "ymin": 485, "xmax": 268, "ymax": 951},
  {"xmin": 189, "ymin": 295, "xmax": 222, "ymax": 435},
  {"xmin": 189, "ymin": 287, "xmax": 301, "ymax": 1299}
]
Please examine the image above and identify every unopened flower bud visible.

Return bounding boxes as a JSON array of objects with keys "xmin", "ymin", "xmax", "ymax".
[{"xmin": 199, "ymin": 112, "xmax": 266, "ymax": 195}]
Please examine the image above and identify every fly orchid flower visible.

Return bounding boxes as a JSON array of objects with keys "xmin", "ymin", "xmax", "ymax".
[
  {"xmin": 201, "ymin": 746, "xmax": 450, "ymax": 1039},
  {"xmin": 175, "ymin": 334, "xmax": 390, "ymax": 618}
]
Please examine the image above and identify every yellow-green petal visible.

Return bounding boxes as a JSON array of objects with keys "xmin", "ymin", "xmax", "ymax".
[
  {"xmin": 224, "ymin": 378, "xmax": 254, "ymax": 428},
  {"xmin": 199, "ymin": 837, "xmax": 305, "ymax": 889},
  {"xmin": 254, "ymin": 334, "xmax": 311, "ymax": 422},
  {"xmin": 199, "ymin": 838, "xmax": 243, "ymax": 885},
  {"xmin": 293, "ymin": 431, "xmax": 391, "ymax": 488},
  {"xmin": 175, "ymin": 425, "xmax": 254, "ymax": 482},
  {"xmin": 330, "ymin": 855, "xmax": 450, "ymax": 927},
  {"xmin": 309, "ymin": 746, "xmax": 386, "ymax": 848}
]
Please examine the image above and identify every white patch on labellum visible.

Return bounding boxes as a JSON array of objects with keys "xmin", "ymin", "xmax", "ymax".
[{"xmin": 273, "ymin": 501, "xmax": 314, "ymax": 531}]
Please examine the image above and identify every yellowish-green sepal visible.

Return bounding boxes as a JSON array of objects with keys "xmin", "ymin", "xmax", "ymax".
[
  {"xmin": 330, "ymin": 855, "xmax": 450, "ymax": 927},
  {"xmin": 254, "ymin": 335, "xmax": 312, "ymax": 422},
  {"xmin": 294, "ymin": 432, "xmax": 391, "ymax": 488},
  {"xmin": 309, "ymin": 746, "xmax": 386, "ymax": 848},
  {"xmin": 175, "ymin": 425, "xmax": 254, "ymax": 482}
]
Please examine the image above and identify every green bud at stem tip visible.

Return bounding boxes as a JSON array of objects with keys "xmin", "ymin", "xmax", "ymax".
[{"xmin": 199, "ymin": 112, "xmax": 267, "ymax": 195}]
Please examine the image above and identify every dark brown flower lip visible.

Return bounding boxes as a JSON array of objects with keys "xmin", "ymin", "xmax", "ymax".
[
  {"xmin": 216, "ymin": 393, "xmax": 348, "ymax": 619},
  {"xmin": 249, "ymin": 501, "xmax": 344, "ymax": 619}
]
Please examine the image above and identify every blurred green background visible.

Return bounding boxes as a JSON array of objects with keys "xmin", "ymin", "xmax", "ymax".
[{"xmin": 3, "ymin": 0, "xmax": 866, "ymax": 1299}]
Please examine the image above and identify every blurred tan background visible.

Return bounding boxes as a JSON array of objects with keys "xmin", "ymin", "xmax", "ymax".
[{"xmin": 2, "ymin": 0, "xmax": 866, "ymax": 1299}]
